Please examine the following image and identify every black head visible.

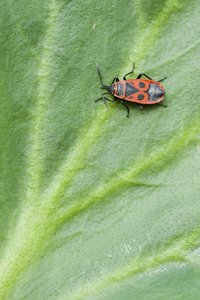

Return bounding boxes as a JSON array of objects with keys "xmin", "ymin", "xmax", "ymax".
[{"xmin": 101, "ymin": 85, "xmax": 115, "ymax": 94}]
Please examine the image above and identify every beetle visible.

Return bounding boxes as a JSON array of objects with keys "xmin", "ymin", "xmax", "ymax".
[{"xmin": 95, "ymin": 63, "xmax": 167, "ymax": 117}]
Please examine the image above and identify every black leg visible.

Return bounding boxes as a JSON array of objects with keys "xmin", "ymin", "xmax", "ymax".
[
  {"xmin": 157, "ymin": 102, "xmax": 167, "ymax": 107},
  {"xmin": 123, "ymin": 63, "xmax": 135, "ymax": 80},
  {"xmin": 95, "ymin": 93, "xmax": 110, "ymax": 110},
  {"xmin": 136, "ymin": 73, "xmax": 153, "ymax": 80},
  {"xmin": 157, "ymin": 76, "xmax": 167, "ymax": 82},
  {"xmin": 95, "ymin": 94, "xmax": 117, "ymax": 110},
  {"xmin": 106, "ymin": 96, "xmax": 118, "ymax": 103},
  {"xmin": 135, "ymin": 103, "xmax": 143, "ymax": 109},
  {"xmin": 95, "ymin": 94, "xmax": 117, "ymax": 102},
  {"xmin": 121, "ymin": 100, "xmax": 130, "ymax": 117},
  {"xmin": 95, "ymin": 93, "xmax": 117, "ymax": 102},
  {"xmin": 111, "ymin": 77, "xmax": 119, "ymax": 84},
  {"xmin": 95, "ymin": 92, "xmax": 110, "ymax": 101}
]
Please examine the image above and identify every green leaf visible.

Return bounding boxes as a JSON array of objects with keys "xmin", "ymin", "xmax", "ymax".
[{"xmin": 0, "ymin": 0, "xmax": 200, "ymax": 299}]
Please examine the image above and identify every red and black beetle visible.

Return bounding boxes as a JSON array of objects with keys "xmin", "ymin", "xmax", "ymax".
[{"xmin": 95, "ymin": 63, "xmax": 167, "ymax": 117}]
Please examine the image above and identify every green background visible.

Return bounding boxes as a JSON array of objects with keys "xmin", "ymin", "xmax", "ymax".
[{"xmin": 0, "ymin": 0, "xmax": 200, "ymax": 299}]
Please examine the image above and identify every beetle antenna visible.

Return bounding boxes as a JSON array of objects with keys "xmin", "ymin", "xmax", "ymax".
[{"xmin": 96, "ymin": 63, "xmax": 104, "ymax": 87}]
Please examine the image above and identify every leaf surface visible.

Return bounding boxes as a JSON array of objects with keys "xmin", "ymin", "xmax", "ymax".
[{"xmin": 0, "ymin": 0, "xmax": 200, "ymax": 299}]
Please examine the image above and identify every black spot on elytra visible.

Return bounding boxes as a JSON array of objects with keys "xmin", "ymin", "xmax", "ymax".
[
  {"xmin": 138, "ymin": 94, "xmax": 144, "ymax": 100},
  {"xmin": 139, "ymin": 81, "xmax": 145, "ymax": 88}
]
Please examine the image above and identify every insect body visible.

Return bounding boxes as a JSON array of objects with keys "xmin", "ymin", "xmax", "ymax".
[{"xmin": 95, "ymin": 63, "xmax": 167, "ymax": 117}]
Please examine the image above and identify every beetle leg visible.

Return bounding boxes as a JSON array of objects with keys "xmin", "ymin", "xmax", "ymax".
[
  {"xmin": 95, "ymin": 97, "xmax": 109, "ymax": 110},
  {"xmin": 102, "ymin": 96, "xmax": 117, "ymax": 111},
  {"xmin": 95, "ymin": 93, "xmax": 109, "ymax": 110},
  {"xmin": 95, "ymin": 94, "xmax": 117, "ymax": 102},
  {"xmin": 120, "ymin": 100, "xmax": 130, "ymax": 117},
  {"xmin": 95, "ymin": 94, "xmax": 117, "ymax": 111},
  {"xmin": 95, "ymin": 93, "xmax": 110, "ymax": 102},
  {"xmin": 105, "ymin": 96, "xmax": 117, "ymax": 102},
  {"xmin": 102, "ymin": 97, "xmax": 109, "ymax": 110},
  {"xmin": 136, "ymin": 73, "xmax": 152, "ymax": 80},
  {"xmin": 157, "ymin": 103, "xmax": 167, "ymax": 107},
  {"xmin": 123, "ymin": 63, "xmax": 135, "ymax": 80},
  {"xmin": 135, "ymin": 103, "xmax": 143, "ymax": 109},
  {"xmin": 111, "ymin": 77, "xmax": 119, "ymax": 84},
  {"xmin": 157, "ymin": 76, "xmax": 167, "ymax": 82}
]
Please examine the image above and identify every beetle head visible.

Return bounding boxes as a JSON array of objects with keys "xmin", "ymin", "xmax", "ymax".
[{"xmin": 101, "ymin": 85, "xmax": 115, "ymax": 94}]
